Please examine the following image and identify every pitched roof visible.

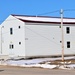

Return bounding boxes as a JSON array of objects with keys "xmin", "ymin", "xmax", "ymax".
[{"xmin": 12, "ymin": 14, "xmax": 75, "ymax": 24}]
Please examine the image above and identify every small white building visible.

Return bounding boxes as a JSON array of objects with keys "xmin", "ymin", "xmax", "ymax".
[{"xmin": 0, "ymin": 14, "xmax": 75, "ymax": 58}]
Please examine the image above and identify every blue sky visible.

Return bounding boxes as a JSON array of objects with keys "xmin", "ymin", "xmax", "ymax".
[{"xmin": 0, "ymin": 0, "xmax": 75, "ymax": 24}]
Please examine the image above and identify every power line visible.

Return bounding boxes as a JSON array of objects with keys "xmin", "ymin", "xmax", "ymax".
[
  {"xmin": 0, "ymin": 9, "xmax": 75, "ymax": 23},
  {"xmin": 25, "ymin": 26, "xmax": 61, "ymax": 46},
  {"xmin": 1, "ymin": 23, "xmax": 75, "ymax": 36},
  {"xmin": 64, "ymin": 9, "xmax": 75, "ymax": 12},
  {"xmin": 1, "ymin": 24, "xmax": 75, "ymax": 49},
  {"xmin": 37, "ymin": 10, "xmax": 60, "ymax": 16},
  {"xmin": 1, "ymin": 25, "xmax": 62, "ymax": 51},
  {"xmin": 1, "ymin": 22, "xmax": 75, "ymax": 53},
  {"xmin": 0, "ymin": 10, "xmax": 60, "ymax": 23},
  {"xmin": 37, "ymin": 9, "xmax": 75, "ymax": 16}
]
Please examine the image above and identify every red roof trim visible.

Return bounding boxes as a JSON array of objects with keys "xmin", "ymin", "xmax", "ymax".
[
  {"xmin": 19, "ymin": 19, "xmax": 75, "ymax": 24},
  {"xmin": 11, "ymin": 14, "xmax": 75, "ymax": 19}
]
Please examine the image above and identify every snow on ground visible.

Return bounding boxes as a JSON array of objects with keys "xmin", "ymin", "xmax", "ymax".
[
  {"xmin": 5, "ymin": 56, "xmax": 75, "ymax": 65},
  {"xmin": 0, "ymin": 56, "xmax": 75, "ymax": 69},
  {"xmin": 67, "ymin": 64, "xmax": 75, "ymax": 69},
  {"xmin": 6, "ymin": 58, "xmax": 51, "ymax": 65}
]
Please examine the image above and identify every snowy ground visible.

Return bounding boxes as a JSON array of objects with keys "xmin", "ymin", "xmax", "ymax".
[{"xmin": 0, "ymin": 56, "xmax": 75, "ymax": 70}]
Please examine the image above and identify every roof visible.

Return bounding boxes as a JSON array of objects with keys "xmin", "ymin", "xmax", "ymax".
[{"xmin": 12, "ymin": 14, "xmax": 75, "ymax": 24}]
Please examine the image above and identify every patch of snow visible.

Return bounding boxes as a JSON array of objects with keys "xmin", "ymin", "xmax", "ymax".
[
  {"xmin": 40, "ymin": 64, "xmax": 57, "ymax": 69},
  {"xmin": 66, "ymin": 64, "xmax": 75, "ymax": 69},
  {"xmin": 17, "ymin": 64, "xmax": 57, "ymax": 69},
  {"xmin": 59, "ymin": 65, "xmax": 71, "ymax": 70},
  {"xmin": 0, "ymin": 57, "xmax": 75, "ymax": 70},
  {"xmin": 6, "ymin": 59, "xmax": 46, "ymax": 65}
]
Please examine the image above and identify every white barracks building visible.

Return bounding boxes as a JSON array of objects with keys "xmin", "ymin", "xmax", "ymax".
[{"xmin": 0, "ymin": 14, "xmax": 75, "ymax": 58}]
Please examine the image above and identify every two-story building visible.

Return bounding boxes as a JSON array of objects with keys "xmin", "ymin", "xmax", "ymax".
[{"xmin": 0, "ymin": 14, "xmax": 75, "ymax": 58}]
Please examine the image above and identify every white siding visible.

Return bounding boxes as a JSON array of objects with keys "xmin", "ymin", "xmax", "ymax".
[
  {"xmin": 25, "ymin": 23, "xmax": 75, "ymax": 57},
  {"xmin": 0, "ymin": 25, "xmax": 2, "ymax": 54},
  {"xmin": 0, "ymin": 15, "xmax": 25, "ymax": 57},
  {"xmin": 25, "ymin": 24, "xmax": 62, "ymax": 57},
  {"xmin": 64, "ymin": 26, "xmax": 75, "ymax": 55},
  {"xmin": 1, "ymin": 15, "xmax": 75, "ymax": 58}
]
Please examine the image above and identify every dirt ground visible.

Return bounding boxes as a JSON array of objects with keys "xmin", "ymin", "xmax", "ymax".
[
  {"xmin": 0, "ymin": 66, "xmax": 75, "ymax": 75},
  {"xmin": 49, "ymin": 59, "xmax": 75, "ymax": 65}
]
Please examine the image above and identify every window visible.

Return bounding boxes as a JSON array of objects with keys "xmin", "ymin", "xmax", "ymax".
[
  {"xmin": 18, "ymin": 26, "xmax": 21, "ymax": 29},
  {"xmin": 66, "ymin": 27, "xmax": 70, "ymax": 34},
  {"xmin": 19, "ymin": 42, "xmax": 21, "ymax": 45},
  {"xmin": 67, "ymin": 41, "xmax": 70, "ymax": 48},
  {"xmin": 10, "ymin": 28, "xmax": 13, "ymax": 35},
  {"xmin": 9, "ymin": 45, "xmax": 12, "ymax": 49},
  {"xmin": 9, "ymin": 44, "xmax": 14, "ymax": 49},
  {"xmin": 2, "ymin": 26, "xmax": 4, "ymax": 28},
  {"xmin": 60, "ymin": 41, "xmax": 62, "ymax": 43},
  {"xmin": 59, "ymin": 26, "xmax": 61, "ymax": 28},
  {"xmin": 12, "ymin": 45, "xmax": 14, "ymax": 49}
]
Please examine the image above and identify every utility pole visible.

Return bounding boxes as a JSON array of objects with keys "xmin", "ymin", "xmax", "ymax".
[{"xmin": 60, "ymin": 9, "xmax": 64, "ymax": 61}]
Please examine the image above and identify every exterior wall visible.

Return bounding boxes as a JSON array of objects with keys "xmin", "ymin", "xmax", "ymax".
[
  {"xmin": 25, "ymin": 23, "xmax": 75, "ymax": 57},
  {"xmin": 0, "ymin": 15, "xmax": 25, "ymax": 57},
  {"xmin": 64, "ymin": 25, "xmax": 75, "ymax": 55},
  {"xmin": 0, "ymin": 25, "xmax": 1, "ymax": 54},
  {"xmin": 25, "ymin": 23, "xmax": 62, "ymax": 57},
  {"xmin": 1, "ymin": 15, "xmax": 75, "ymax": 58}
]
